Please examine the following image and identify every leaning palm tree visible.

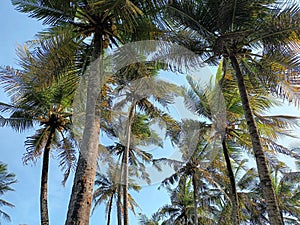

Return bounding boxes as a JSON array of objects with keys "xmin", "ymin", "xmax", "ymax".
[
  {"xmin": 11, "ymin": 1, "xmax": 165, "ymax": 223},
  {"xmin": 182, "ymin": 60, "xmax": 300, "ymax": 224},
  {"xmin": 162, "ymin": 1, "xmax": 300, "ymax": 224},
  {"xmin": 0, "ymin": 43, "xmax": 77, "ymax": 225},
  {"xmin": 0, "ymin": 162, "xmax": 16, "ymax": 224}
]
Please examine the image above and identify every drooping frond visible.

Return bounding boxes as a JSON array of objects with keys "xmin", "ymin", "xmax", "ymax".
[
  {"xmin": 23, "ymin": 127, "xmax": 50, "ymax": 164},
  {"xmin": 57, "ymin": 136, "xmax": 77, "ymax": 186},
  {"xmin": 11, "ymin": 0, "xmax": 77, "ymax": 25}
]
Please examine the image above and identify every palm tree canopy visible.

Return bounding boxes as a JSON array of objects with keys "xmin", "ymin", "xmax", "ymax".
[{"xmin": 0, "ymin": 42, "xmax": 78, "ymax": 185}]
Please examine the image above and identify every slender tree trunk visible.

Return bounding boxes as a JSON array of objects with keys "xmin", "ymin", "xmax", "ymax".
[
  {"xmin": 107, "ymin": 194, "xmax": 114, "ymax": 225},
  {"xmin": 65, "ymin": 28, "xmax": 103, "ymax": 225},
  {"xmin": 123, "ymin": 101, "xmax": 136, "ymax": 225},
  {"xmin": 191, "ymin": 173, "xmax": 198, "ymax": 225},
  {"xmin": 117, "ymin": 183, "xmax": 122, "ymax": 225},
  {"xmin": 40, "ymin": 127, "xmax": 55, "ymax": 225},
  {"xmin": 117, "ymin": 160, "xmax": 123, "ymax": 225},
  {"xmin": 221, "ymin": 140, "xmax": 240, "ymax": 225},
  {"xmin": 230, "ymin": 55, "xmax": 283, "ymax": 225}
]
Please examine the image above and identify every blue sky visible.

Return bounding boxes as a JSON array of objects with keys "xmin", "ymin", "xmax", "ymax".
[{"xmin": 1, "ymin": 1, "xmax": 300, "ymax": 225}]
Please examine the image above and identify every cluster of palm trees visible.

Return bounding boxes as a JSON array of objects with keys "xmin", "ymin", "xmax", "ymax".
[{"xmin": 0, "ymin": 0, "xmax": 300, "ymax": 225}]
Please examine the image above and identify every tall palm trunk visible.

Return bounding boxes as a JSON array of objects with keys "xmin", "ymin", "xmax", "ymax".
[
  {"xmin": 65, "ymin": 28, "xmax": 103, "ymax": 225},
  {"xmin": 191, "ymin": 173, "xmax": 198, "ymax": 225},
  {"xmin": 107, "ymin": 194, "xmax": 114, "ymax": 225},
  {"xmin": 221, "ymin": 140, "xmax": 240, "ymax": 224},
  {"xmin": 40, "ymin": 127, "xmax": 55, "ymax": 225},
  {"xmin": 117, "ymin": 171, "xmax": 124, "ymax": 225},
  {"xmin": 117, "ymin": 184, "xmax": 122, "ymax": 225},
  {"xmin": 123, "ymin": 101, "xmax": 136, "ymax": 225},
  {"xmin": 230, "ymin": 55, "xmax": 283, "ymax": 225}
]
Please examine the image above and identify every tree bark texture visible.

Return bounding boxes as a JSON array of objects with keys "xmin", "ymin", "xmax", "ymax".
[
  {"xmin": 40, "ymin": 128, "xmax": 55, "ymax": 225},
  {"xmin": 192, "ymin": 173, "xmax": 198, "ymax": 225},
  {"xmin": 65, "ymin": 27, "xmax": 102, "ymax": 225},
  {"xmin": 123, "ymin": 101, "xmax": 136, "ymax": 225},
  {"xmin": 222, "ymin": 139, "xmax": 240, "ymax": 225}
]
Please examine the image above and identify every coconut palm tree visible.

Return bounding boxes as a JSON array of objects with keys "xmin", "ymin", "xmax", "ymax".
[
  {"xmin": 93, "ymin": 66, "xmax": 179, "ymax": 225},
  {"xmin": 92, "ymin": 163, "xmax": 141, "ymax": 225},
  {"xmin": 93, "ymin": 108, "xmax": 169, "ymax": 225},
  {"xmin": 159, "ymin": 181, "xmax": 195, "ymax": 225},
  {"xmin": 0, "ymin": 162, "xmax": 16, "ymax": 224},
  {"xmin": 215, "ymin": 159, "xmax": 300, "ymax": 224},
  {"xmin": 0, "ymin": 42, "xmax": 77, "ymax": 225},
  {"xmin": 139, "ymin": 212, "xmax": 161, "ymax": 225},
  {"xmin": 162, "ymin": 1, "xmax": 300, "ymax": 223},
  {"xmin": 104, "ymin": 119, "xmax": 162, "ymax": 225},
  {"xmin": 11, "ymin": 1, "xmax": 166, "ymax": 223},
  {"xmin": 222, "ymin": 163, "xmax": 266, "ymax": 225},
  {"xmin": 106, "ymin": 55, "xmax": 181, "ymax": 225},
  {"xmin": 271, "ymin": 166, "xmax": 300, "ymax": 224},
  {"xmin": 160, "ymin": 132, "xmax": 219, "ymax": 225},
  {"xmin": 180, "ymin": 60, "xmax": 300, "ymax": 224}
]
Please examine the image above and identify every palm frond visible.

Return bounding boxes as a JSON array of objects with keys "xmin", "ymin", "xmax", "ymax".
[
  {"xmin": 23, "ymin": 127, "xmax": 50, "ymax": 164},
  {"xmin": 0, "ymin": 208, "xmax": 12, "ymax": 223},
  {"xmin": 12, "ymin": 0, "xmax": 76, "ymax": 25},
  {"xmin": 57, "ymin": 137, "xmax": 77, "ymax": 186},
  {"xmin": 0, "ymin": 114, "xmax": 34, "ymax": 132}
]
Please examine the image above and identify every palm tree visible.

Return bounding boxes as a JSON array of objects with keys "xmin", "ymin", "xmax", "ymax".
[
  {"xmin": 93, "ymin": 163, "xmax": 141, "ymax": 225},
  {"xmin": 0, "ymin": 43, "xmax": 77, "ymax": 225},
  {"xmin": 160, "ymin": 135, "xmax": 214, "ymax": 225},
  {"xmin": 0, "ymin": 162, "xmax": 16, "ymax": 224},
  {"xmin": 11, "ymin": 1, "xmax": 165, "ymax": 223},
  {"xmin": 162, "ymin": 1, "xmax": 300, "ymax": 223},
  {"xmin": 103, "ymin": 126, "xmax": 161, "ymax": 225},
  {"xmin": 159, "ymin": 181, "xmax": 195, "ymax": 225},
  {"xmin": 111, "ymin": 104, "xmax": 175, "ymax": 225},
  {"xmin": 271, "ymin": 166, "xmax": 300, "ymax": 224},
  {"xmin": 215, "ymin": 159, "xmax": 300, "ymax": 224},
  {"xmin": 183, "ymin": 71, "xmax": 241, "ymax": 224},
  {"xmin": 224, "ymin": 163, "xmax": 265, "ymax": 224},
  {"xmin": 182, "ymin": 61, "xmax": 300, "ymax": 224},
  {"xmin": 93, "ymin": 109, "xmax": 165, "ymax": 225},
  {"xmin": 139, "ymin": 212, "xmax": 161, "ymax": 225},
  {"xmin": 94, "ymin": 62, "xmax": 179, "ymax": 225},
  {"xmin": 107, "ymin": 57, "xmax": 181, "ymax": 225}
]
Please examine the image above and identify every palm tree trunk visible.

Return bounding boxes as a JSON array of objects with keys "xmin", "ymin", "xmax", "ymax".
[
  {"xmin": 117, "ymin": 183, "xmax": 122, "ymax": 225},
  {"xmin": 123, "ymin": 101, "xmax": 136, "ymax": 225},
  {"xmin": 65, "ymin": 28, "xmax": 103, "ymax": 225},
  {"xmin": 221, "ymin": 140, "xmax": 240, "ymax": 225},
  {"xmin": 40, "ymin": 127, "xmax": 55, "ymax": 225},
  {"xmin": 230, "ymin": 55, "xmax": 283, "ymax": 225},
  {"xmin": 117, "ymin": 162, "xmax": 123, "ymax": 225},
  {"xmin": 191, "ymin": 173, "xmax": 198, "ymax": 225},
  {"xmin": 107, "ymin": 194, "xmax": 114, "ymax": 225}
]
